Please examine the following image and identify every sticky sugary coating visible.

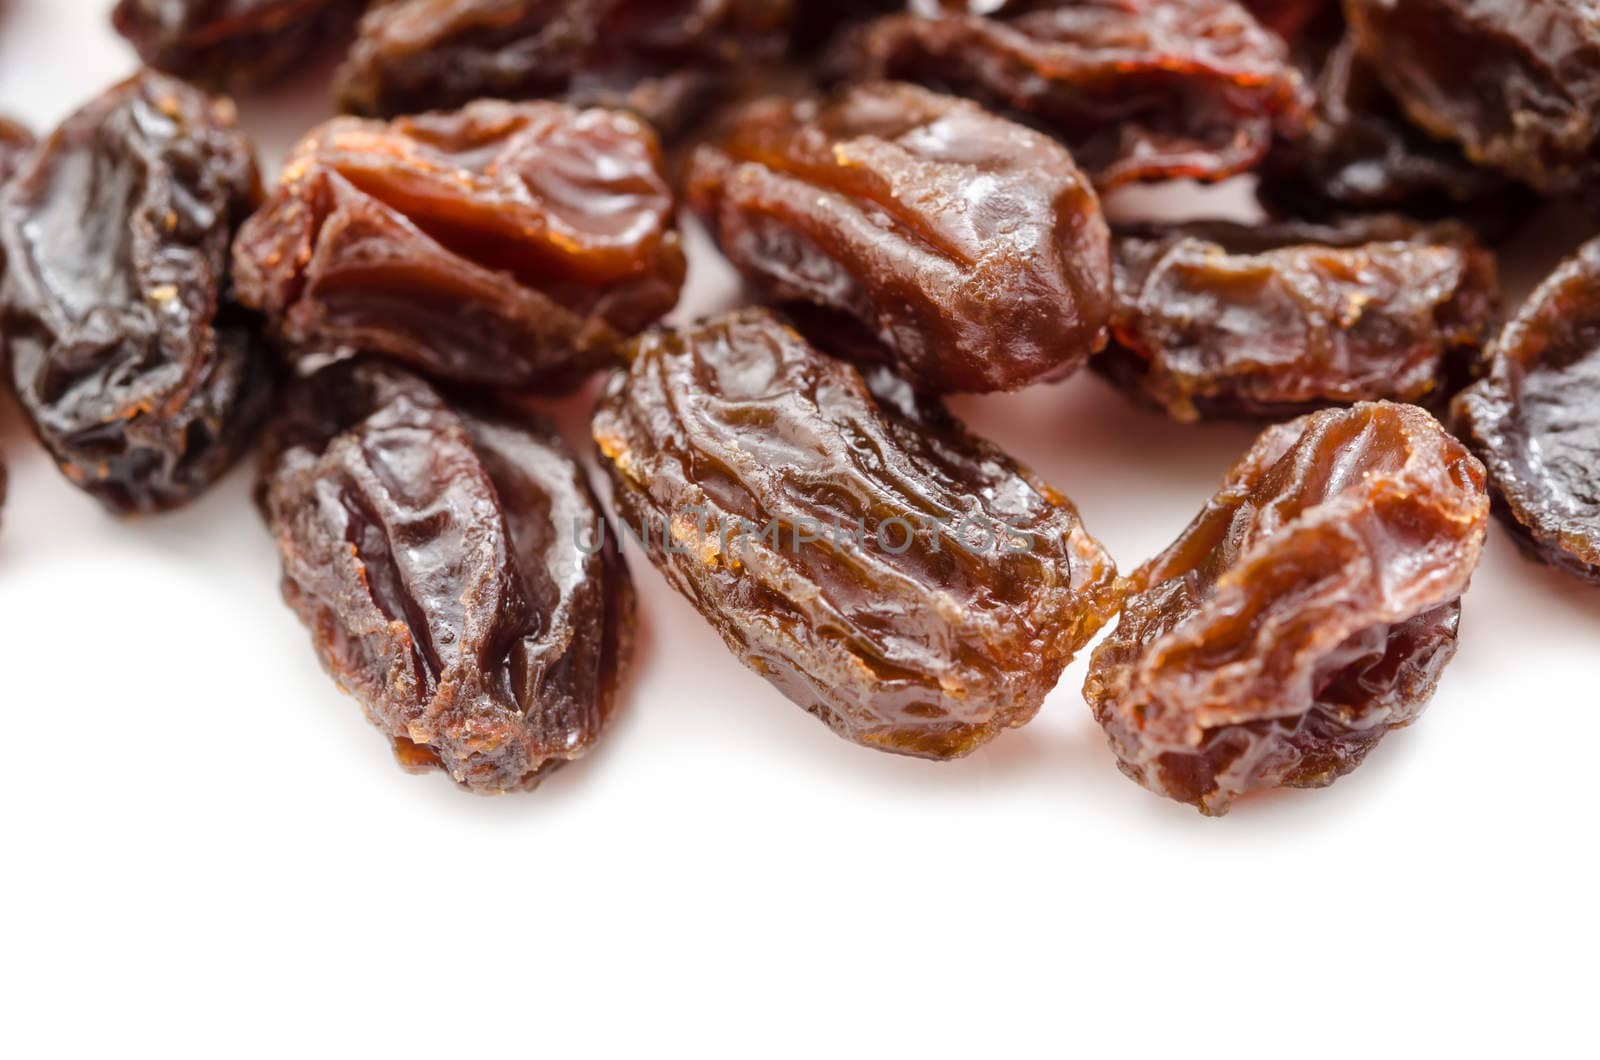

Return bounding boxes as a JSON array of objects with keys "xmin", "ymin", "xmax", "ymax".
[
  {"xmin": 259, "ymin": 358, "xmax": 635, "ymax": 793},
  {"xmin": 1085, "ymin": 402, "xmax": 1489, "ymax": 815},
  {"xmin": 594, "ymin": 309, "xmax": 1122, "ymax": 759}
]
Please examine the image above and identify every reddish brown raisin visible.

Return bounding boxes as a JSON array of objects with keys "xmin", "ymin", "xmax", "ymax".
[
  {"xmin": 112, "ymin": 0, "xmax": 366, "ymax": 91},
  {"xmin": 593, "ymin": 309, "xmax": 1121, "ymax": 759},
  {"xmin": 1453, "ymin": 235, "xmax": 1600, "ymax": 585},
  {"xmin": 260, "ymin": 357, "xmax": 635, "ymax": 793},
  {"xmin": 1085, "ymin": 401, "xmax": 1489, "ymax": 815},
  {"xmin": 1100, "ymin": 216, "xmax": 1500, "ymax": 421},
  {"xmin": 687, "ymin": 82, "xmax": 1111, "ymax": 394},
  {"xmin": 232, "ymin": 100, "xmax": 685, "ymax": 391}
]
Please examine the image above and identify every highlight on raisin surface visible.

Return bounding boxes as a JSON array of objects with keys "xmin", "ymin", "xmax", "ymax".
[
  {"xmin": 593, "ymin": 308, "xmax": 1122, "ymax": 760},
  {"xmin": 687, "ymin": 81, "xmax": 1111, "ymax": 394},
  {"xmin": 1100, "ymin": 216, "xmax": 1500, "ymax": 421},
  {"xmin": 1084, "ymin": 402, "xmax": 1489, "ymax": 815},
  {"xmin": 232, "ymin": 99, "xmax": 685, "ymax": 392},
  {"xmin": 1453, "ymin": 235, "xmax": 1600, "ymax": 586},
  {"xmin": 112, "ymin": 0, "xmax": 366, "ymax": 92},
  {"xmin": 0, "ymin": 72, "xmax": 273, "ymax": 515},
  {"xmin": 835, "ymin": 0, "xmax": 1313, "ymax": 190},
  {"xmin": 259, "ymin": 358, "xmax": 635, "ymax": 794}
]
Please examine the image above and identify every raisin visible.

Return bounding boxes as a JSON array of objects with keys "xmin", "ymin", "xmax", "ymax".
[
  {"xmin": 259, "ymin": 357, "xmax": 635, "ymax": 793},
  {"xmin": 0, "ymin": 116, "xmax": 33, "ymax": 187},
  {"xmin": 112, "ymin": 0, "xmax": 366, "ymax": 92},
  {"xmin": 1084, "ymin": 401, "xmax": 1489, "ymax": 815},
  {"xmin": 1453, "ymin": 235, "xmax": 1600, "ymax": 585},
  {"xmin": 834, "ymin": 0, "xmax": 1312, "ymax": 190},
  {"xmin": 0, "ymin": 73, "xmax": 273, "ymax": 515},
  {"xmin": 686, "ymin": 82, "xmax": 1111, "ymax": 394},
  {"xmin": 593, "ymin": 309, "xmax": 1121, "ymax": 759},
  {"xmin": 1099, "ymin": 216, "xmax": 1500, "ymax": 421},
  {"xmin": 1345, "ymin": 0, "xmax": 1600, "ymax": 200},
  {"xmin": 232, "ymin": 100, "xmax": 685, "ymax": 391},
  {"xmin": 335, "ymin": 0, "xmax": 793, "ymax": 139},
  {"xmin": 1240, "ymin": 0, "xmax": 1334, "ymax": 43}
]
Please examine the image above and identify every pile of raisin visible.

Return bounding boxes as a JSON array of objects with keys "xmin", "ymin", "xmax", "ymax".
[{"xmin": 2, "ymin": 0, "xmax": 1592, "ymax": 812}]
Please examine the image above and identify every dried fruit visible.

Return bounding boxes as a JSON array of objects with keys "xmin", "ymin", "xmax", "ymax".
[
  {"xmin": 1100, "ymin": 216, "xmax": 1500, "ymax": 421},
  {"xmin": 836, "ymin": 0, "xmax": 1312, "ymax": 190},
  {"xmin": 687, "ymin": 82, "xmax": 1111, "ymax": 394},
  {"xmin": 1085, "ymin": 401, "xmax": 1488, "ymax": 815},
  {"xmin": 1453, "ymin": 235, "xmax": 1600, "ymax": 585},
  {"xmin": 259, "ymin": 357, "xmax": 635, "ymax": 793},
  {"xmin": 593, "ymin": 309, "xmax": 1121, "ymax": 759},
  {"xmin": 232, "ymin": 100, "xmax": 685, "ymax": 391},
  {"xmin": 0, "ymin": 117, "xmax": 33, "ymax": 187},
  {"xmin": 112, "ymin": 0, "xmax": 366, "ymax": 91},
  {"xmin": 1345, "ymin": 0, "xmax": 1600, "ymax": 198},
  {"xmin": 1240, "ymin": 0, "xmax": 1334, "ymax": 43},
  {"xmin": 336, "ymin": 0, "xmax": 793, "ymax": 138},
  {"xmin": 0, "ymin": 72, "xmax": 273, "ymax": 514}
]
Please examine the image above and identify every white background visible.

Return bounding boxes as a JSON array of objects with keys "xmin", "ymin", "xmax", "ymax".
[{"xmin": 1, "ymin": 2, "xmax": 1594, "ymax": 1055}]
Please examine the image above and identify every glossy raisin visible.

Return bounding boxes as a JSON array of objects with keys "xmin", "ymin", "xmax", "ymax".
[
  {"xmin": 593, "ymin": 309, "xmax": 1121, "ymax": 759},
  {"xmin": 1345, "ymin": 0, "xmax": 1600, "ymax": 200},
  {"xmin": 1453, "ymin": 235, "xmax": 1600, "ymax": 585},
  {"xmin": 1085, "ymin": 401, "xmax": 1489, "ymax": 815},
  {"xmin": 335, "ymin": 0, "xmax": 793, "ymax": 138},
  {"xmin": 687, "ymin": 82, "xmax": 1111, "ymax": 394},
  {"xmin": 112, "ymin": 0, "xmax": 366, "ymax": 91},
  {"xmin": 232, "ymin": 100, "xmax": 685, "ymax": 391},
  {"xmin": 835, "ymin": 0, "xmax": 1312, "ymax": 190},
  {"xmin": 1100, "ymin": 216, "xmax": 1500, "ymax": 421},
  {"xmin": 259, "ymin": 357, "xmax": 635, "ymax": 793},
  {"xmin": 0, "ymin": 73, "xmax": 273, "ymax": 514}
]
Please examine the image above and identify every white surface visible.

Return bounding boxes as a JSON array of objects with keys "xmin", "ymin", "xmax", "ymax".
[{"xmin": 1, "ymin": 2, "xmax": 1594, "ymax": 1056}]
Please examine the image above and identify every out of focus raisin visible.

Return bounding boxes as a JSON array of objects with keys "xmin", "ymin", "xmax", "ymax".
[
  {"xmin": 232, "ymin": 100, "xmax": 685, "ymax": 391},
  {"xmin": 259, "ymin": 357, "xmax": 635, "ymax": 793},
  {"xmin": 0, "ymin": 73, "xmax": 273, "ymax": 514},
  {"xmin": 1085, "ymin": 401, "xmax": 1489, "ymax": 815},
  {"xmin": 593, "ymin": 309, "xmax": 1121, "ymax": 759},
  {"xmin": 112, "ymin": 0, "xmax": 367, "ymax": 92},
  {"xmin": 0, "ymin": 117, "xmax": 32, "ymax": 187}
]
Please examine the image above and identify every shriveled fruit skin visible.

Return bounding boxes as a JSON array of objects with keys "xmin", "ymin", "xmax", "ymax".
[
  {"xmin": 1100, "ymin": 216, "xmax": 1500, "ymax": 421},
  {"xmin": 593, "ymin": 309, "xmax": 1121, "ymax": 759},
  {"xmin": 232, "ymin": 100, "xmax": 685, "ymax": 391},
  {"xmin": 1453, "ymin": 236, "xmax": 1600, "ymax": 585},
  {"xmin": 336, "ymin": 0, "xmax": 793, "ymax": 138},
  {"xmin": 1240, "ymin": 0, "xmax": 1334, "ymax": 42},
  {"xmin": 687, "ymin": 82, "xmax": 1110, "ymax": 394},
  {"xmin": 259, "ymin": 358, "xmax": 635, "ymax": 793},
  {"xmin": 835, "ymin": 0, "xmax": 1312, "ymax": 190},
  {"xmin": 0, "ymin": 72, "xmax": 273, "ymax": 514},
  {"xmin": 112, "ymin": 0, "xmax": 366, "ymax": 91},
  {"xmin": 1084, "ymin": 401, "xmax": 1489, "ymax": 815},
  {"xmin": 1345, "ymin": 0, "xmax": 1600, "ymax": 199}
]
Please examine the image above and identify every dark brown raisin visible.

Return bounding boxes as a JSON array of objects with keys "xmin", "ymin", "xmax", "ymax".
[
  {"xmin": 112, "ymin": 0, "xmax": 366, "ymax": 92},
  {"xmin": 1084, "ymin": 401, "xmax": 1489, "ymax": 815},
  {"xmin": 259, "ymin": 357, "xmax": 635, "ymax": 793},
  {"xmin": 593, "ymin": 309, "xmax": 1121, "ymax": 759}
]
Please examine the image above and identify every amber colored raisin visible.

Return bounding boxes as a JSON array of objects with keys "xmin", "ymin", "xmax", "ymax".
[
  {"xmin": 1084, "ymin": 401, "xmax": 1489, "ymax": 815},
  {"xmin": 687, "ymin": 82, "xmax": 1111, "ymax": 394},
  {"xmin": 1453, "ymin": 235, "xmax": 1600, "ymax": 585},
  {"xmin": 1099, "ymin": 216, "xmax": 1500, "ymax": 421},
  {"xmin": 593, "ymin": 309, "xmax": 1121, "ymax": 759},
  {"xmin": 1345, "ymin": 0, "xmax": 1600, "ymax": 200},
  {"xmin": 232, "ymin": 100, "xmax": 685, "ymax": 391},
  {"xmin": 112, "ymin": 0, "xmax": 366, "ymax": 92},
  {"xmin": 0, "ymin": 73, "xmax": 273, "ymax": 514},
  {"xmin": 834, "ymin": 0, "xmax": 1312, "ymax": 190},
  {"xmin": 259, "ymin": 357, "xmax": 635, "ymax": 793}
]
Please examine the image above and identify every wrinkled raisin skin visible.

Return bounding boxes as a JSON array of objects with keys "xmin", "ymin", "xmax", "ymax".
[
  {"xmin": 1453, "ymin": 236, "xmax": 1600, "ymax": 585},
  {"xmin": 1084, "ymin": 402, "xmax": 1488, "ymax": 815},
  {"xmin": 335, "ymin": 0, "xmax": 793, "ymax": 139},
  {"xmin": 1100, "ymin": 216, "xmax": 1500, "ymax": 421},
  {"xmin": 232, "ymin": 100, "xmax": 685, "ymax": 392},
  {"xmin": 836, "ymin": 0, "xmax": 1312, "ymax": 190},
  {"xmin": 688, "ymin": 82, "xmax": 1110, "ymax": 394},
  {"xmin": 0, "ymin": 72, "xmax": 273, "ymax": 515},
  {"xmin": 593, "ymin": 309, "xmax": 1121, "ymax": 759},
  {"xmin": 112, "ymin": 0, "xmax": 366, "ymax": 92},
  {"xmin": 259, "ymin": 358, "xmax": 635, "ymax": 793}
]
